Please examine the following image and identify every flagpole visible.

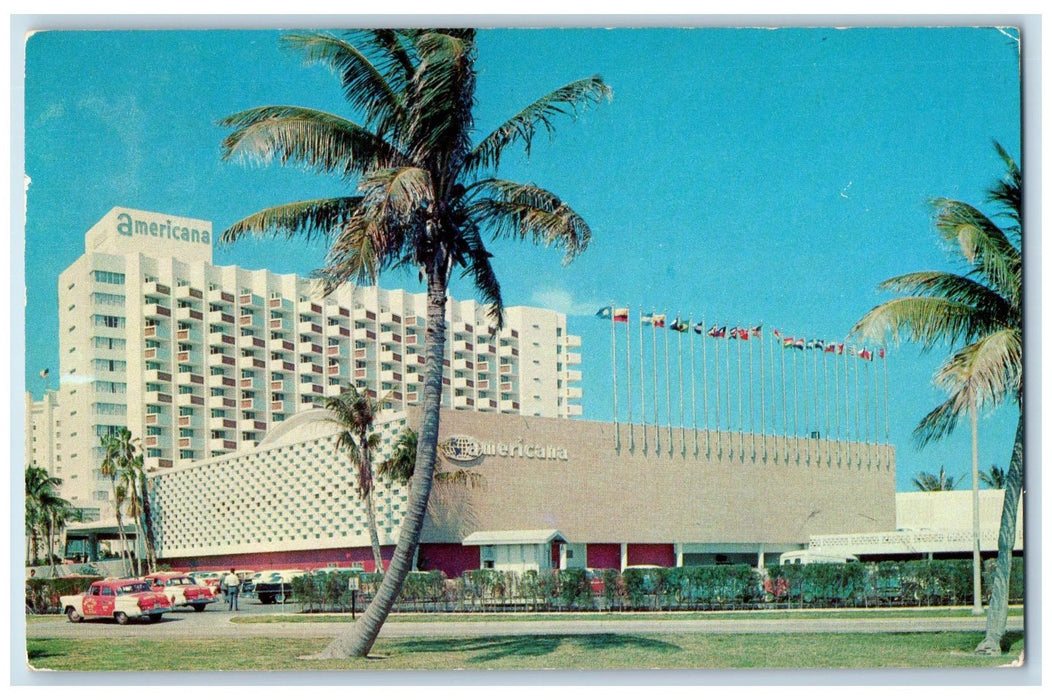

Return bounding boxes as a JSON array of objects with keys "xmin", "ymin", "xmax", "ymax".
[
  {"xmin": 611, "ymin": 301, "xmax": 619, "ymax": 451},
  {"xmin": 747, "ymin": 330, "xmax": 755, "ymax": 460},
  {"xmin": 690, "ymin": 317, "xmax": 698, "ymax": 456},
  {"xmin": 713, "ymin": 324, "xmax": 721, "ymax": 457},
  {"xmin": 652, "ymin": 315, "xmax": 660, "ymax": 454},
  {"xmin": 883, "ymin": 350, "xmax": 890, "ymax": 445},
  {"xmin": 835, "ymin": 344, "xmax": 842, "ymax": 466},
  {"xmin": 702, "ymin": 318, "xmax": 709, "ymax": 457},
  {"xmin": 626, "ymin": 305, "xmax": 633, "ymax": 451},
  {"xmin": 865, "ymin": 357, "xmax": 873, "ymax": 469},
  {"xmin": 854, "ymin": 350, "xmax": 861, "ymax": 466},
  {"xmin": 736, "ymin": 331, "xmax": 743, "ymax": 460},
  {"xmin": 823, "ymin": 348, "xmax": 830, "ymax": 466},
  {"xmin": 664, "ymin": 313, "xmax": 673, "ymax": 456},
  {"xmin": 678, "ymin": 317, "xmax": 685, "ymax": 457},
  {"xmin": 640, "ymin": 310, "xmax": 647, "ymax": 454},
  {"xmin": 792, "ymin": 347, "xmax": 800, "ymax": 463},
  {"xmin": 759, "ymin": 325, "xmax": 766, "ymax": 461},
  {"xmin": 780, "ymin": 337, "xmax": 788, "ymax": 463},
  {"xmin": 725, "ymin": 332, "xmax": 732, "ymax": 459}
]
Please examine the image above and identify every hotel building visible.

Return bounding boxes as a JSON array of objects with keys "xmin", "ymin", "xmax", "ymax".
[{"xmin": 30, "ymin": 206, "xmax": 583, "ymax": 508}]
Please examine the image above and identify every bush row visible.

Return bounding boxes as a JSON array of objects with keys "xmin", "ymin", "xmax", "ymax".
[
  {"xmin": 285, "ymin": 558, "xmax": 1023, "ymax": 613},
  {"xmin": 25, "ymin": 575, "xmax": 102, "ymax": 613}
]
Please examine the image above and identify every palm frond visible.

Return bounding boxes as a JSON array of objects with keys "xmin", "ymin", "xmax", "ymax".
[
  {"xmin": 403, "ymin": 30, "xmax": 476, "ymax": 166},
  {"xmin": 360, "ymin": 166, "xmax": 435, "ymax": 225},
  {"xmin": 314, "ymin": 210, "xmax": 411, "ymax": 292},
  {"xmin": 464, "ymin": 76, "xmax": 612, "ymax": 174},
  {"xmin": 455, "ymin": 222, "xmax": 505, "ymax": 329},
  {"xmin": 877, "ymin": 271, "xmax": 1016, "ymax": 326},
  {"xmin": 282, "ymin": 32, "xmax": 404, "ymax": 135},
  {"xmin": 219, "ymin": 106, "xmax": 404, "ymax": 178},
  {"xmin": 219, "ymin": 197, "xmax": 364, "ymax": 245},
  {"xmin": 930, "ymin": 198, "xmax": 1021, "ymax": 307},
  {"xmin": 932, "ymin": 328, "xmax": 1023, "ymax": 410},
  {"xmin": 988, "ymin": 140, "xmax": 1021, "ymax": 237},
  {"xmin": 468, "ymin": 179, "xmax": 592, "ymax": 264},
  {"xmin": 913, "ymin": 396, "xmax": 965, "ymax": 447},
  {"xmin": 851, "ymin": 296, "xmax": 997, "ymax": 349}
]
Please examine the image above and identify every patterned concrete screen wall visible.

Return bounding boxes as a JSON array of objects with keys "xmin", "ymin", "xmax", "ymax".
[{"xmin": 153, "ymin": 412, "xmax": 409, "ymax": 558}]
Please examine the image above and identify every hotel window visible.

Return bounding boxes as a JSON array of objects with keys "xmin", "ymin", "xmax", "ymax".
[
  {"xmin": 93, "ymin": 314, "xmax": 125, "ymax": 329},
  {"xmin": 92, "ymin": 270, "xmax": 126, "ymax": 285}
]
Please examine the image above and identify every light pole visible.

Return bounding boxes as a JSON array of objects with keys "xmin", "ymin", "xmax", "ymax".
[{"xmin": 971, "ymin": 396, "xmax": 983, "ymax": 615}]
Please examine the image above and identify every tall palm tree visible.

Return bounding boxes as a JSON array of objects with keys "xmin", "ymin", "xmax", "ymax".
[
  {"xmin": 220, "ymin": 29, "xmax": 607, "ymax": 658},
  {"xmin": 100, "ymin": 428, "xmax": 141, "ymax": 577},
  {"xmin": 911, "ymin": 466, "xmax": 962, "ymax": 492},
  {"xmin": 325, "ymin": 384, "xmax": 390, "ymax": 574},
  {"xmin": 119, "ymin": 453, "xmax": 157, "ymax": 573},
  {"xmin": 979, "ymin": 465, "xmax": 1008, "ymax": 489},
  {"xmin": 377, "ymin": 427, "xmax": 484, "ymax": 569},
  {"xmin": 25, "ymin": 464, "xmax": 71, "ymax": 572},
  {"xmin": 852, "ymin": 142, "xmax": 1021, "ymax": 654}
]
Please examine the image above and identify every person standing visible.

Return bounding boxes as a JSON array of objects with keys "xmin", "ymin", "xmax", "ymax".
[{"xmin": 223, "ymin": 568, "xmax": 241, "ymax": 611}]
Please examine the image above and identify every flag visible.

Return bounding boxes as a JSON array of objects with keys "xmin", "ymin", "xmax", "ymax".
[
  {"xmin": 641, "ymin": 312, "xmax": 656, "ymax": 325},
  {"xmin": 878, "ymin": 348, "xmax": 886, "ymax": 360},
  {"xmin": 729, "ymin": 326, "xmax": 740, "ymax": 339},
  {"xmin": 807, "ymin": 339, "xmax": 824, "ymax": 350},
  {"xmin": 707, "ymin": 325, "xmax": 726, "ymax": 338},
  {"xmin": 595, "ymin": 306, "xmax": 613, "ymax": 319},
  {"xmin": 773, "ymin": 329, "xmax": 781, "ymax": 338},
  {"xmin": 692, "ymin": 322, "xmax": 706, "ymax": 334},
  {"xmin": 652, "ymin": 314, "xmax": 666, "ymax": 328},
  {"xmin": 836, "ymin": 343, "xmax": 845, "ymax": 355},
  {"xmin": 40, "ymin": 368, "xmax": 49, "ymax": 379},
  {"xmin": 614, "ymin": 308, "xmax": 629, "ymax": 322},
  {"xmin": 793, "ymin": 338, "xmax": 806, "ymax": 350},
  {"xmin": 824, "ymin": 342, "xmax": 837, "ymax": 353},
  {"xmin": 750, "ymin": 324, "xmax": 763, "ymax": 336},
  {"xmin": 782, "ymin": 336, "xmax": 794, "ymax": 348},
  {"xmin": 858, "ymin": 348, "xmax": 873, "ymax": 361},
  {"xmin": 670, "ymin": 317, "xmax": 688, "ymax": 332}
]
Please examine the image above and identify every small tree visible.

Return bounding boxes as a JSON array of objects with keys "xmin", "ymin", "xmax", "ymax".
[{"xmin": 911, "ymin": 465, "xmax": 963, "ymax": 492}]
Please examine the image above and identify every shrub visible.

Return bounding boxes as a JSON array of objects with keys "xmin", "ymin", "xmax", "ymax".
[{"xmin": 27, "ymin": 575, "xmax": 102, "ymax": 613}]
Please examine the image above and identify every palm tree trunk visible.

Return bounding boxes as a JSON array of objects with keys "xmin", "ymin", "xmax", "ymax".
[
  {"xmin": 110, "ymin": 478, "xmax": 132, "ymax": 577},
  {"xmin": 47, "ymin": 511, "xmax": 58, "ymax": 577},
  {"xmin": 312, "ymin": 264, "xmax": 448, "ymax": 659},
  {"xmin": 139, "ymin": 472, "xmax": 158, "ymax": 573},
  {"xmin": 364, "ymin": 486, "xmax": 385, "ymax": 574},
  {"xmin": 975, "ymin": 409, "xmax": 1023, "ymax": 655}
]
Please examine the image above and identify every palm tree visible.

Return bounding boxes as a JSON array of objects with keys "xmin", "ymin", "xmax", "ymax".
[
  {"xmin": 911, "ymin": 466, "xmax": 963, "ymax": 492},
  {"xmin": 979, "ymin": 465, "xmax": 1008, "ymax": 489},
  {"xmin": 377, "ymin": 427, "xmax": 484, "ymax": 569},
  {"xmin": 100, "ymin": 428, "xmax": 141, "ymax": 577},
  {"xmin": 119, "ymin": 453, "xmax": 157, "ymax": 574},
  {"xmin": 219, "ymin": 29, "xmax": 607, "ymax": 657},
  {"xmin": 325, "ymin": 384, "xmax": 389, "ymax": 574},
  {"xmin": 25, "ymin": 464, "xmax": 72, "ymax": 573},
  {"xmin": 852, "ymin": 142, "xmax": 1021, "ymax": 654}
]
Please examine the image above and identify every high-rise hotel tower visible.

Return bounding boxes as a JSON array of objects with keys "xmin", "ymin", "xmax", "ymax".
[{"xmin": 30, "ymin": 207, "xmax": 583, "ymax": 507}]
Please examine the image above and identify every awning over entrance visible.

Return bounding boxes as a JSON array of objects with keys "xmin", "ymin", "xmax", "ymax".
[{"xmin": 462, "ymin": 529, "xmax": 566, "ymax": 546}]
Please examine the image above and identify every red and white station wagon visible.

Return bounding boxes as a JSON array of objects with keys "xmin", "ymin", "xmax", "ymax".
[
  {"xmin": 60, "ymin": 579, "xmax": 172, "ymax": 624},
  {"xmin": 142, "ymin": 572, "xmax": 219, "ymax": 611}
]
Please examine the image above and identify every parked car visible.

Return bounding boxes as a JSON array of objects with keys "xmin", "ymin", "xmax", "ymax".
[
  {"xmin": 142, "ymin": 572, "xmax": 218, "ymax": 612},
  {"xmin": 778, "ymin": 551, "xmax": 859, "ymax": 565},
  {"xmin": 188, "ymin": 570, "xmax": 223, "ymax": 595},
  {"xmin": 60, "ymin": 578, "xmax": 172, "ymax": 624},
  {"xmin": 254, "ymin": 570, "xmax": 304, "ymax": 604}
]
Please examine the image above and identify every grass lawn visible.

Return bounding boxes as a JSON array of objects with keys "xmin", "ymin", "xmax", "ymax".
[{"xmin": 26, "ymin": 632, "xmax": 1024, "ymax": 671}]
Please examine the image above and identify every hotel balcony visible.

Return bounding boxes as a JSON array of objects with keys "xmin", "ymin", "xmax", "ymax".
[
  {"xmin": 452, "ymin": 394, "xmax": 475, "ymax": 409},
  {"xmin": 175, "ymin": 306, "xmax": 204, "ymax": 323},
  {"xmin": 268, "ymin": 296, "xmax": 292, "ymax": 311},
  {"xmin": 564, "ymin": 369, "xmax": 582, "ymax": 383},
  {"xmin": 299, "ymin": 380, "xmax": 323, "ymax": 395},
  {"xmin": 239, "ymin": 313, "xmax": 260, "ymax": 329},
  {"xmin": 477, "ymin": 379, "xmax": 490, "ymax": 391},
  {"xmin": 378, "ymin": 329, "xmax": 402, "ymax": 346},
  {"xmin": 325, "ymin": 344, "xmax": 343, "ymax": 358},
  {"xmin": 208, "ymin": 394, "xmax": 236, "ymax": 410},
  {"xmin": 298, "ymin": 320, "xmax": 323, "ymax": 336},
  {"xmin": 207, "ymin": 289, "xmax": 235, "ymax": 306},
  {"xmin": 176, "ymin": 371, "xmax": 204, "ymax": 386},
  {"xmin": 143, "ymin": 281, "xmax": 171, "ymax": 297},
  {"xmin": 565, "ymin": 404, "xmax": 583, "ymax": 416},
  {"xmin": 208, "ymin": 309, "xmax": 235, "ymax": 326},
  {"xmin": 143, "ymin": 456, "xmax": 173, "ymax": 471},
  {"xmin": 499, "ymin": 345, "xmax": 519, "ymax": 358},
  {"xmin": 404, "ymin": 333, "xmax": 419, "ymax": 348},
  {"xmin": 239, "ymin": 293, "xmax": 263, "ymax": 309},
  {"xmin": 209, "ymin": 437, "xmax": 238, "ymax": 452},
  {"xmin": 176, "ymin": 392, "xmax": 205, "ymax": 408},
  {"xmin": 379, "ymin": 368, "xmax": 402, "ymax": 384},
  {"xmin": 144, "ymin": 410, "xmax": 169, "ymax": 427},
  {"xmin": 269, "ymin": 378, "xmax": 287, "ymax": 391},
  {"xmin": 353, "ymin": 347, "xmax": 370, "ymax": 360},
  {"xmin": 175, "ymin": 285, "xmax": 203, "ymax": 301},
  {"xmin": 565, "ymin": 386, "xmax": 583, "ymax": 399},
  {"xmin": 499, "ymin": 399, "xmax": 521, "ymax": 412},
  {"xmin": 143, "ymin": 434, "xmax": 171, "ymax": 450},
  {"xmin": 300, "ymin": 362, "xmax": 323, "ymax": 375},
  {"xmin": 452, "ymin": 357, "xmax": 473, "ymax": 372},
  {"xmin": 565, "ymin": 352, "xmax": 582, "ymax": 365},
  {"xmin": 566, "ymin": 334, "xmax": 582, "ymax": 348},
  {"xmin": 479, "ymin": 397, "xmax": 498, "ymax": 412},
  {"xmin": 144, "ymin": 369, "xmax": 172, "ymax": 385},
  {"xmin": 145, "ymin": 390, "xmax": 173, "ymax": 405},
  {"xmin": 271, "ymin": 399, "xmax": 287, "ymax": 412},
  {"xmin": 452, "ymin": 375, "xmax": 473, "ymax": 389},
  {"xmin": 143, "ymin": 302, "xmax": 172, "ymax": 320},
  {"xmin": 143, "ymin": 324, "xmax": 167, "ymax": 340},
  {"xmin": 239, "ymin": 375, "xmax": 264, "ymax": 390},
  {"xmin": 176, "ymin": 349, "xmax": 203, "ymax": 365},
  {"xmin": 269, "ymin": 316, "xmax": 291, "ymax": 332},
  {"xmin": 327, "ymin": 363, "xmax": 344, "ymax": 377},
  {"xmin": 177, "ymin": 413, "xmax": 201, "ymax": 428},
  {"xmin": 379, "ymin": 348, "xmax": 403, "ymax": 365},
  {"xmin": 208, "ymin": 331, "xmax": 235, "ymax": 347},
  {"xmin": 353, "ymin": 367, "xmax": 369, "ymax": 381},
  {"xmin": 175, "ymin": 327, "xmax": 202, "ymax": 344},
  {"xmin": 323, "ymin": 383, "xmax": 342, "ymax": 398},
  {"xmin": 143, "ymin": 345, "xmax": 171, "ymax": 362}
]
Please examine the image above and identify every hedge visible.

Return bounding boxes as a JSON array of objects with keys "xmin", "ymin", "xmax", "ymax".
[{"xmin": 26, "ymin": 575, "xmax": 102, "ymax": 613}]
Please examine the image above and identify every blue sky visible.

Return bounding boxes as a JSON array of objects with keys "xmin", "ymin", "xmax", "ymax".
[{"xmin": 20, "ymin": 26, "xmax": 1022, "ymax": 492}]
